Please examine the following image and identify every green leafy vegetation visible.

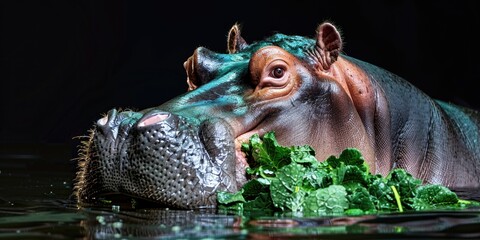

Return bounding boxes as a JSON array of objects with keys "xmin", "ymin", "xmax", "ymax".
[{"xmin": 217, "ymin": 131, "xmax": 480, "ymax": 216}]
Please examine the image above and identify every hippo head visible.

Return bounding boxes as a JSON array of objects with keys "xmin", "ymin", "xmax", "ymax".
[{"xmin": 75, "ymin": 22, "xmax": 380, "ymax": 209}]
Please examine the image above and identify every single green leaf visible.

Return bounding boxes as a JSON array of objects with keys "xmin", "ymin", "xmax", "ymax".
[
  {"xmin": 217, "ymin": 189, "xmax": 246, "ymax": 205},
  {"xmin": 243, "ymin": 192, "xmax": 274, "ymax": 212},
  {"xmin": 241, "ymin": 179, "xmax": 269, "ymax": 201},
  {"xmin": 243, "ymin": 131, "xmax": 292, "ymax": 175},
  {"xmin": 275, "ymin": 163, "xmax": 306, "ymax": 192},
  {"xmin": 342, "ymin": 165, "xmax": 369, "ymax": 191},
  {"xmin": 260, "ymin": 131, "xmax": 292, "ymax": 169},
  {"xmin": 338, "ymin": 148, "xmax": 369, "ymax": 173},
  {"xmin": 347, "ymin": 187, "xmax": 376, "ymax": 212},
  {"xmin": 217, "ymin": 190, "xmax": 246, "ymax": 213},
  {"xmin": 304, "ymin": 185, "xmax": 349, "ymax": 215},
  {"xmin": 290, "ymin": 145, "xmax": 318, "ymax": 166},
  {"xmin": 412, "ymin": 184, "xmax": 459, "ymax": 210},
  {"xmin": 302, "ymin": 168, "xmax": 331, "ymax": 190},
  {"xmin": 270, "ymin": 163, "xmax": 306, "ymax": 211},
  {"xmin": 345, "ymin": 208, "xmax": 365, "ymax": 216}
]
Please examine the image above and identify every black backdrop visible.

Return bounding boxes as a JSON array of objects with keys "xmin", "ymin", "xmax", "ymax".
[{"xmin": 1, "ymin": 1, "xmax": 479, "ymax": 155}]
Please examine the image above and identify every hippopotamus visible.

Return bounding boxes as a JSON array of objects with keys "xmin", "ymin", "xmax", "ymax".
[{"xmin": 74, "ymin": 22, "xmax": 480, "ymax": 209}]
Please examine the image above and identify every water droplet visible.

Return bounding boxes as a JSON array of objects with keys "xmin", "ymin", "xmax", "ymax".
[{"xmin": 112, "ymin": 205, "xmax": 120, "ymax": 212}]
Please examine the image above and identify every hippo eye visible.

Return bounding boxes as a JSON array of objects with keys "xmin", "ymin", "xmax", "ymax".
[
  {"xmin": 254, "ymin": 58, "xmax": 290, "ymax": 89},
  {"xmin": 271, "ymin": 67, "xmax": 285, "ymax": 78}
]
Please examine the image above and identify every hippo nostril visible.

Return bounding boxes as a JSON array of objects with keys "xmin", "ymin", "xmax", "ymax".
[
  {"xmin": 94, "ymin": 109, "xmax": 120, "ymax": 139},
  {"xmin": 137, "ymin": 112, "xmax": 170, "ymax": 127}
]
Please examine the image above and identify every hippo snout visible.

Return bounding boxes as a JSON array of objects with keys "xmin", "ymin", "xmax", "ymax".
[{"xmin": 76, "ymin": 108, "xmax": 239, "ymax": 209}]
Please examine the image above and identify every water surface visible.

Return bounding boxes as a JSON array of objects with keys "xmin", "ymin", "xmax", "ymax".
[{"xmin": 1, "ymin": 144, "xmax": 480, "ymax": 239}]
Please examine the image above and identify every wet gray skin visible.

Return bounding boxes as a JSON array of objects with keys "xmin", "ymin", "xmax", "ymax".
[{"xmin": 76, "ymin": 108, "xmax": 238, "ymax": 209}]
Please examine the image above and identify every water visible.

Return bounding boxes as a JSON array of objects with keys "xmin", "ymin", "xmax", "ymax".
[{"xmin": 1, "ymin": 144, "xmax": 480, "ymax": 239}]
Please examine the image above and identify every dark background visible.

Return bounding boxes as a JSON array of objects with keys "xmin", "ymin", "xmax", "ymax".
[{"xmin": 1, "ymin": 0, "xmax": 479, "ymax": 160}]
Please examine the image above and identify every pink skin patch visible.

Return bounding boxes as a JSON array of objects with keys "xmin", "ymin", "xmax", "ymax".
[
  {"xmin": 233, "ymin": 128, "xmax": 267, "ymax": 186},
  {"xmin": 137, "ymin": 113, "xmax": 170, "ymax": 127}
]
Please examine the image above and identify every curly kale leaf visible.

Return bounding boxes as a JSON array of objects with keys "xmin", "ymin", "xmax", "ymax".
[
  {"xmin": 270, "ymin": 163, "xmax": 307, "ymax": 212},
  {"xmin": 324, "ymin": 148, "xmax": 369, "ymax": 188},
  {"xmin": 304, "ymin": 185, "xmax": 349, "ymax": 215},
  {"xmin": 242, "ymin": 132, "xmax": 292, "ymax": 177},
  {"xmin": 412, "ymin": 184, "xmax": 459, "ymax": 210},
  {"xmin": 347, "ymin": 186, "xmax": 376, "ymax": 213}
]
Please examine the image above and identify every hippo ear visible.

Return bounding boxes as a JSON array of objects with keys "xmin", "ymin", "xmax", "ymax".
[
  {"xmin": 315, "ymin": 22, "xmax": 343, "ymax": 70},
  {"xmin": 227, "ymin": 23, "xmax": 249, "ymax": 54}
]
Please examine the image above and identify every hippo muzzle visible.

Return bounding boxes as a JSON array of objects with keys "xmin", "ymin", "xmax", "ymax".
[{"xmin": 76, "ymin": 108, "xmax": 238, "ymax": 209}]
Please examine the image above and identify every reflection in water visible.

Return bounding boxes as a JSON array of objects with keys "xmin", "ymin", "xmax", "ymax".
[
  {"xmin": 1, "ymin": 145, "xmax": 480, "ymax": 239},
  {"xmin": 79, "ymin": 208, "xmax": 243, "ymax": 239},
  {"xmin": 74, "ymin": 207, "xmax": 480, "ymax": 239}
]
